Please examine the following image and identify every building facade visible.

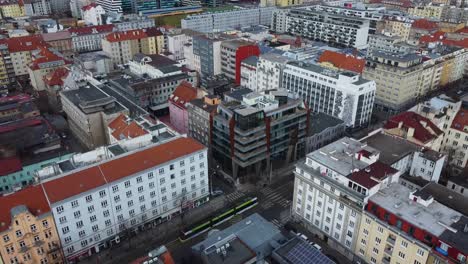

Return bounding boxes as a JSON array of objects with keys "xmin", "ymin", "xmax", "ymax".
[
  {"xmin": 187, "ymin": 96, "xmax": 220, "ymax": 147},
  {"xmin": 168, "ymin": 82, "xmax": 199, "ymax": 134},
  {"xmin": 82, "ymin": 3, "xmax": 106, "ymax": 26},
  {"xmin": 220, "ymin": 40, "xmax": 260, "ymax": 85},
  {"xmin": 306, "ymin": 112, "xmax": 345, "ymax": 153},
  {"xmin": 28, "ymin": 47, "xmax": 71, "ymax": 93},
  {"xmin": 95, "ymin": 0, "xmax": 123, "ymax": 13},
  {"xmin": 240, "ymin": 56, "xmax": 258, "ymax": 91},
  {"xmin": 282, "ymin": 62, "xmax": 376, "ymax": 128},
  {"xmin": 69, "ymin": 25, "xmax": 115, "ymax": 53},
  {"xmin": 256, "ymin": 53, "xmax": 289, "ymax": 92}
]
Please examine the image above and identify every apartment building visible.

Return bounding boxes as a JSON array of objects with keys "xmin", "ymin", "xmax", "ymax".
[
  {"xmin": 187, "ymin": 95, "xmax": 220, "ymax": 147},
  {"xmin": 41, "ymin": 31, "xmax": 74, "ymax": 58},
  {"xmin": 95, "ymin": 0, "xmax": 122, "ymax": 13},
  {"xmin": 409, "ymin": 94, "xmax": 462, "ymax": 131},
  {"xmin": 192, "ymin": 34, "xmax": 232, "ymax": 79},
  {"xmin": 44, "ymin": 67, "xmax": 70, "ymax": 112},
  {"xmin": 306, "ymin": 112, "xmax": 345, "ymax": 153},
  {"xmin": 383, "ymin": 112, "xmax": 444, "ymax": 151},
  {"xmin": 0, "ymin": 1, "xmax": 25, "ymax": 18},
  {"xmin": 318, "ymin": 50, "xmax": 366, "ymax": 74},
  {"xmin": 181, "ymin": 7, "xmax": 277, "ymax": 33},
  {"xmin": 113, "ymin": 15, "xmax": 155, "ymax": 31},
  {"xmin": 0, "ymin": 43, "xmax": 15, "ymax": 85},
  {"xmin": 376, "ymin": 17, "xmax": 413, "ymax": 41},
  {"xmin": 70, "ymin": 0, "xmax": 92, "ymax": 18},
  {"xmin": 256, "ymin": 53, "xmax": 290, "ymax": 92},
  {"xmin": 441, "ymin": 108, "xmax": 468, "ymax": 170},
  {"xmin": 282, "ymin": 62, "xmax": 376, "ymax": 128},
  {"xmin": 23, "ymin": 0, "xmax": 51, "ymax": 16},
  {"xmin": 441, "ymin": 6, "xmax": 468, "ymax": 23},
  {"xmin": 271, "ymin": 9, "xmax": 289, "ymax": 33},
  {"xmin": 367, "ymin": 34, "xmax": 416, "ymax": 56},
  {"xmin": 285, "ymin": 8, "xmax": 370, "ymax": 49},
  {"xmin": 0, "ymin": 35, "xmax": 48, "ymax": 78},
  {"xmin": 212, "ymin": 89, "xmax": 308, "ymax": 182},
  {"xmin": 31, "ymin": 136, "xmax": 209, "ymax": 262},
  {"xmin": 293, "ymin": 137, "xmax": 400, "ymax": 260},
  {"xmin": 28, "ymin": 47, "xmax": 71, "ymax": 92},
  {"xmin": 360, "ymin": 183, "xmax": 468, "ymax": 264},
  {"xmin": 102, "ymin": 28, "xmax": 164, "ymax": 66},
  {"xmin": 0, "ymin": 186, "xmax": 63, "ymax": 264},
  {"xmin": 168, "ymin": 82, "xmax": 200, "ymax": 134},
  {"xmin": 220, "ymin": 40, "xmax": 260, "ymax": 85},
  {"xmin": 240, "ymin": 56, "xmax": 258, "ymax": 91},
  {"xmin": 69, "ymin": 25, "xmax": 115, "ymax": 53},
  {"xmin": 409, "ymin": 4, "xmax": 445, "ymax": 19},
  {"xmin": 82, "ymin": 3, "xmax": 106, "ymax": 26},
  {"xmin": 61, "ymin": 82, "xmax": 129, "ymax": 149}
]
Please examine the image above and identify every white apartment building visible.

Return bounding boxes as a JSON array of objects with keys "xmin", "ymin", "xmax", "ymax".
[
  {"xmin": 367, "ymin": 34, "xmax": 417, "ymax": 56},
  {"xmin": 69, "ymin": 25, "xmax": 115, "ymax": 53},
  {"xmin": 284, "ymin": 8, "xmax": 370, "ymax": 48},
  {"xmin": 181, "ymin": 7, "xmax": 277, "ymax": 33},
  {"xmin": 409, "ymin": 149, "xmax": 445, "ymax": 182},
  {"xmin": 167, "ymin": 31, "xmax": 192, "ymax": 61},
  {"xmin": 271, "ymin": 9, "xmax": 289, "ymax": 33},
  {"xmin": 441, "ymin": 108, "xmax": 468, "ymax": 170},
  {"xmin": 282, "ymin": 62, "xmax": 376, "ymax": 128},
  {"xmin": 82, "ymin": 4, "xmax": 106, "ymax": 26},
  {"xmin": 70, "ymin": 0, "xmax": 92, "ymax": 18},
  {"xmin": 293, "ymin": 137, "xmax": 401, "ymax": 261},
  {"xmin": 240, "ymin": 56, "xmax": 258, "ymax": 91},
  {"xmin": 113, "ymin": 16, "xmax": 155, "ymax": 31},
  {"xmin": 36, "ymin": 136, "xmax": 209, "ymax": 262},
  {"xmin": 24, "ymin": 0, "xmax": 52, "ymax": 16},
  {"xmin": 256, "ymin": 53, "xmax": 289, "ymax": 92}
]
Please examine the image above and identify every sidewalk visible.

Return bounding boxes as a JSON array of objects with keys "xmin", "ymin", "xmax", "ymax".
[{"xmin": 80, "ymin": 196, "xmax": 226, "ymax": 264}]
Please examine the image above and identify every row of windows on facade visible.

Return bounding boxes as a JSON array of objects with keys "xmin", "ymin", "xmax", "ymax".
[{"xmin": 3, "ymin": 220, "xmax": 50, "ymax": 243}]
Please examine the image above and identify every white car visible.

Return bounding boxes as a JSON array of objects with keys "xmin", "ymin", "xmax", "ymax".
[
  {"xmin": 312, "ymin": 243, "xmax": 323, "ymax": 252},
  {"xmin": 296, "ymin": 233, "xmax": 309, "ymax": 241}
]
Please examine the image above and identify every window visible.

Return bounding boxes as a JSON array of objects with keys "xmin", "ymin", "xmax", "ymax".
[
  {"xmin": 3, "ymin": 235, "xmax": 9, "ymax": 242},
  {"xmin": 129, "ymin": 209, "xmax": 135, "ymax": 217},
  {"xmin": 114, "ymin": 195, "xmax": 121, "ymax": 202},
  {"xmin": 56, "ymin": 206, "xmax": 64, "ymax": 214},
  {"xmin": 401, "ymin": 240, "xmax": 408, "ymax": 248},
  {"xmin": 417, "ymin": 248, "xmax": 424, "ymax": 257},
  {"xmin": 136, "ymin": 176, "xmax": 142, "ymax": 183},
  {"xmin": 15, "ymin": 230, "xmax": 22, "ymax": 237},
  {"xmin": 359, "ymin": 248, "xmax": 365, "ymax": 255},
  {"xmin": 90, "ymin": 215, "xmax": 97, "ymax": 222},
  {"xmin": 365, "ymin": 218, "xmax": 371, "ymax": 224},
  {"xmin": 19, "ymin": 241, "xmax": 26, "ymax": 248},
  {"xmin": 64, "ymin": 236, "xmax": 72, "ymax": 244},
  {"xmin": 139, "ymin": 195, "xmax": 145, "ymax": 202},
  {"xmin": 160, "ymin": 178, "xmax": 165, "ymax": 184},
  {"xmin": 162, "ymin": 196, "xmax": 167, "ymax": 202},
  {"xmin": 92, "ymin": 225, "xmax": 99, "ymax": 232},
  {"xmin": 112, "ymin": 185, "xmax": 119, "ymax": 192},
  {"xmin": 71, "ymin": 200, "xmax": 79, "ymax": 207},
  {"xmin": 373, "ymin": 248, "xmax": 379, "ymax": 254},
  {"xmin": 76, "ymin": 221, "xmax": 83, "ymax": 228},
  {"xmin": 103, "ymin": 210, "xmax": 110, "ymax": 217},
  {"xmin": 85, "ymin": 195, "xmax": 93, "ymax": 202},
  {"xmin": 171, "ymin": 183, "xmax": 176, "ymax": 189},
  {"xmin": 414, "ymin": 261, "xmax": 422, "ymax": 264},
  {"xmin": 81, "ymin": 240, "xmax": 88, "ymax": 247},
  {"xmin": 79, "ymin": 230, "xmax": 85, "ymax": 238},
  {"xmin": 105, "ymin": 219, "xmax": 111, "ymax": 227},
  {"xmin": 66, "ymin": 246, "xmax": 74, "ymax": 254},
  {"xmin": 191, "ymin": 175, "xmax": 196, "ymax": 181},
  {"xmin": 370, "ymin": 257, "xmax": 376, "ymax": 263},
  {"xmin": 125, "ymin": 181, "xmax": 131, "ymax": 188},
  {"xmin": 88, "ymin": 205, "xmax": 95, "ymax": 213},
  {"xmin": 62, "ymin": 226, "xmax": 69, "ymax": 234},
  {"xmin": 128, "ymin": 200, "xmax": 134, "ymax": 207},
  {"xmin": 377, "ymin": 226, "xmax": 384, "ymax": 233},
  {"xmin": 30, "ymin": 224, "xmax": 37, "ymax": 232},
  {"xmin": 148, "ymin": 172, "xmax": 154, "ymax": 179},
  {"xmin": 159, "ymin": 168, "xmax": 164, "ymax": 174},
  {"xmin": 398, "ymin": 252, "xmax": 405, "ymax": 259},
  {"xmin": 361, "ymin": 239, "xmax": 366, "ymax": 245},
  {"xmin": 99, "ymin": 190, "xmax": 106, "ymax": 197},
  {"xmin": 149, "ymin": 182, "xmax": 154, "ymax": 188},
  {"xmin": 375, "ymin": 237, "xmax": 381, "ymax": 244}
]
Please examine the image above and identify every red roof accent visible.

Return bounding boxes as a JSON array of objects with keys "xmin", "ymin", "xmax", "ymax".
[
  {"xmin": 81, "ymin": 2, "xmax": 98, "ymax": 10},
  {"xmin": 42, "ymin": 166, "xmax": 107, "ymax": 204},
  {"xmin": 68, "ymin": 24, "xmax": 114, "ymax": 36},
  {"xmin": 44, "ymin": 67, "xmax": 69, "ymax": 86},
  {"xmin": 0, "ymin": 156, "xmax": 22, "ymax": 176},
  {"xmin": 419, "ymin": 31, "xmax": 446, "ymax": 44},
  {"xmin": 169, "ymin": 82, "xmax": 198, "ymax": 110},
  {"xmin": 105, "ymin": 28, "xmax": 163, "ymax": 42},
  {"xmin": 349, "ymin": 161, "xmax": 398, "ymax": 189},
  {"xmin": 108, "ymin": 113, "xmax": 127, "ymax": 130},
  {"xmin": 0, "ymin": 93, "xmax": 31, "ymax": 105},
  {"xmin": 318, "ymin": 50, "xmax": 365, "ymax": 74},
  {"xmin": 384, "ymin": 112, "xmax": 443, "ymax": 144},
  {"xmin": 29, "ymin": 47, "xmax": 71, "ymax": 70},
  {"xmin": 0, "ymin": 117, "xmax": 43, "ymax": 134},
  {"xmin": 412, "ymin": 19, "xmax": 438, "ymax": 30},
  {"xmin": 42, "ymin": 137, "xmax": 204, "ymax": 203},
  {"xmin": 442, "ymin": 38, "xmax": 468, "ymax": 49},
  {"xmin": 0, "ymin": 35, "xmax": 48, "ymax": 53},
  {"xmin": 451, "ymin": 109, "xmax": 468, "ymax": 133},
  {"xmin": 455, "ymin": 27, "xmax": 468, "ymax": 34},
  {"xmin": 0, "ymin": 185, "xmax": 51, "ymax": 232},
  {"xmin": 111, "ymin": 121, "xmax": 148, "ymax": 140}
]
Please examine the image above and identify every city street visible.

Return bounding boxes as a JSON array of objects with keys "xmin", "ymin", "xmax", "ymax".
[{"xmin": 80, "ymin": 171, "xmax": 351, "ymax": 264}]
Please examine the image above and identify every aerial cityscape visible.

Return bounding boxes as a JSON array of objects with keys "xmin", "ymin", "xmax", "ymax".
[{"xmin": 0, "ymin": 0, "xmax": 466, "ymax": 263}]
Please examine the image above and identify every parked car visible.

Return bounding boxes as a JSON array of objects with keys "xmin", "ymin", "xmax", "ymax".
[
  {"xmin": 211, "ymin": 189, "xmax": 224, "ymax": 196},
  {"xmin": 312, "ymin": 243, "xmax": 322, "ymax": 252}
]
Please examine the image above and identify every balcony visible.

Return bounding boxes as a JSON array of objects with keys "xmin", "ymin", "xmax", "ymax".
[
  {"xmin": 384, "ymin": 246, "xmax": 393, "ymax": 255},
  {"xmin": 382, "ymin": 257, "xmax": 391, "ymax": 264},
  {"xmin": 386, "ymin": 235, "xmax": 396, "ymax": 245}
]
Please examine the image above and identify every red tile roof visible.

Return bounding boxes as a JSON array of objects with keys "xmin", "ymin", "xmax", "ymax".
[
  {"xmin": 442, "ymin": 38, "xmax": 468, "ymax": 49},
  {"xmin": 419, "ymin": 31, "xmax": 446, "ymax": 44},
  {"xmin": 384, "ymin": 112, "xmax": 443, "ymax": 144},
  {"xmin": 0, "ymin": 156, "xmax": 22, "ymax": 176},
  {"xmin": 42, "ymin": 166, "xmax": 107, "ymax": 204},
  {"xmin": 41, "ymin": 31, "xmax": 71, "ymax": 42},
  {"xmin": 0, "ymin": 185, "xmax": 50, "ymax": 232},
  {"xmin": 451, "ymin": 109, "xmax": 468, "ymax": 133},
  {"xmin": 100, "ymin": 137, "xmax": 204, "ymax": 182},
  {"xmin": 108, "ymin": 113, "xmax": 127, "ymax": 131},
  {"xmin": 169, "ymin": 82, "xmax": 198, "ymax": 109},
  {"xmin": 41, "ymin": 137, "xmax": 204, "ymax": 203},
  {"xmin": 318, "ymin": 50, "xmax": 365, "ymax": 74},
  {"xmin": 29, "ymin": 47, "xmax": 71, "ymax": 70},
  {"xmin": 349, "ymin": 161, "xmax": 398, "ymax": 189},
  {"xmin": 456, "ymin": 27, "xmax": 468, "ymax": 34},
  {"xmin": 111, "ymin": 121, "xmax": 148, "ymax": 140},
  {"xmin": 44, "ymin": 67, "xmax": 69, "ymax": 86},
  {"xmin": 81, "ymin": 2, "xmax": 98, "ymax": 10},
  {"xmin": 0, "ymin": 35, "xmax": 48, "ymax": 53},
  {"xmin": 105, "ymin": 28, "xmax": 162, "ymax": 42},
  {"xmin": 412, "ymin": 19, "xmax": 438, "ymax": 30},
  {"xmin": 68, "ymin": 24, "xmax": 114, "ymax": 36}
]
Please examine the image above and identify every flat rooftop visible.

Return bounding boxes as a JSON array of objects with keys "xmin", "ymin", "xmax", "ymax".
[
  {"xmin": 308, "ymin": 137, "xmax": 379, "ymax": 176},
  {"xmin": 273, "ymin": 237, "xmax": 335, "ymax": 264},
  {"xmin": 310, "ymin": 112, "xmax": 344, "ymax": 135},
  {"xmin": 361, "ymin": 132, "xmax": 419, "ymax": 166},
  {"xmin": 204, "ymin": 237, "xmax": 256, "ymax": 264},
  {"xmin": 370, "ymin": 183, "xmax": 462, "ymax": 237},
  {"xmin": 287, "ymin": 61, "xmax": 371, "ymax": 85},
  {"xmin": 61, "ymin": 84, "xmax": 126, "ymax": 115}
]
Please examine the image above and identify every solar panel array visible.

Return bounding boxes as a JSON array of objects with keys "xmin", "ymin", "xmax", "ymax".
[{"xmin": 285, "ymin": 241, "xmax": 335, "ymax": 264}]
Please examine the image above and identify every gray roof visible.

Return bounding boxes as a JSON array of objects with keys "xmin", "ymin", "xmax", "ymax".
[
  {"xmin": 310, "ymin": 112, "xmax": 344, "ymax": 135},
  {"xmin": 225, "ymin": 88, "xmax": 253, "ymax": 101},
  {"xmin": 76, "ymin": 51, "xmax": 110, "ymax": 62},
  {"xmin": 361, "ymin": 133, "xmax": 419, "ymax": 166},
  {"xmin": 308, "ymin": 137, "xmax": 379, "ymax": 176},
  {"xmin": 273, "ymin": 237, "xmax": 335, "ymax": 264},
  {"xmin": 61, "ymin": 84, "xmax": 125, "ymax": 115},
  {"xmin": 371, "ymin": 50, "xmax": 421, "ymax": 63},
  {"xmin": 287, "ymin": 61, "xmax": 371, "ymax": 85},
  {"xmin": 192, "ymin": 213, "xmax": 284, "ymax": 261},
  {"xmin": 189, "ymin": 98, "xmax": 218, "ymax": 114},
  {"xmin": 260, "ymin": 52, "xmax": 290, "ymax": 64},
  {"xmin": 242, "ymin": 56, "xmax": 258, "ymax": 67}
]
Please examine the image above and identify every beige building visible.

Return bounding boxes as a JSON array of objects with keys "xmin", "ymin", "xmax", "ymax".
[
  {"xmin": 102, "ymin": 27, "xmax": 164, "ymax": 66},
  {"xmin": 28, "ymin": 47, "xmax": 71, "ymax": 92},
  {"xmin": 0, "ymin": 186, "xmax": 63, "ymax": 264},
  {"xmin": 0, "ymin": 2, "xmax": 25, "ymax": 18},
  {"xmin": 377, "ymin": 19, "xmax": 412, "ymax": 40},
  {"xmin": 441, "ymin": 108, "xmax": 468, "ymax": 170},
  {"xmin": 408, "ymin": 4, "xmax": 445, "ymax": 19}
]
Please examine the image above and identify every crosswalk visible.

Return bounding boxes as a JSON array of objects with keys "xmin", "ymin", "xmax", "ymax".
[
  {"xmin": 260, "ymin": 184, "xmax": 292, "ymax": 210},
  {"xmin": 225, "ymin": 191, "xmax": 245, "ymax": 203}
]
